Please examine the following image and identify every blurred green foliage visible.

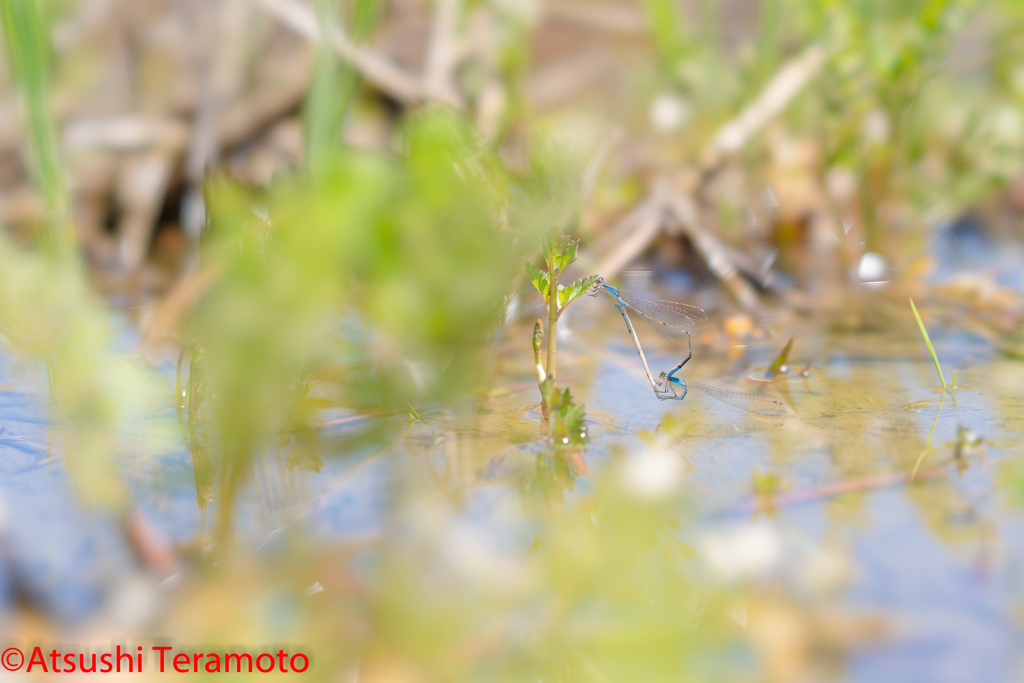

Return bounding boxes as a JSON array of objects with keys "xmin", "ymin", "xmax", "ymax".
[
  {"xmin": 331, "ymin": 459, "xmax": 741, "ymax": 683},
  {"xmin": 192, "ymin": 109, "xmax": 547, "ymax": 540},
  {"xmin": 3, "ymin": 1, "xmax": 1024, "ymax": 679},
  {"xmin": 0, "ymin": 0, "xmax": 149, "ymax": 510},
  {"xmin": 0, "ymin": 0, "xmax": 73, "ymax": 256},
  {"xmin": 304, "ymin": 0, "xmax": 386, "ymax": 176}
]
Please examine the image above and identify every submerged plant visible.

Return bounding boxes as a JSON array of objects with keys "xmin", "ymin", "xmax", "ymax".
[{"xmin": 169, "ymin": 109, "xmax": 553, "ymax": 547}]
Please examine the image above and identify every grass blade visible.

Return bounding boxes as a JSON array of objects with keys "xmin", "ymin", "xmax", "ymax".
[
  {"xmin": 0, "ymin": 0, "xmax": 74, "ymax": 257},
  {"xmin": 909, "ymin": 298, "xmax": 946, "ymax": 390},
  {"xmin": 766, "ymin": 334, "xmax": 794, "ymax": 379}
]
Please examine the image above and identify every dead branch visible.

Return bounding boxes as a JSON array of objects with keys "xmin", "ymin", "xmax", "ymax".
[
  {"xmin": 665, "ymin": 192, "xmax": 760, "ymax": 310},
  {"xmin": 706, "ymin": 45, "xmax": 826, "ymax": 166},
  {"xmin": 182, "ymin": 0, "xmax": 250, "ymax": 240},
  {"xmin": 524, "ymin": 48, "xmax": 612, "ymax": 110},
  {"xmin": 587, "ymin": 182, "xmax": 670, "ymax": 277},
  {"xmin": 424, "ymin": 0, "xmax": 464, "ymax": 106},
  {"xmin": 116, "ymin": 151, "xmax": 174, "ymax": 271},
  {"xmin": 258, "ymin": 0, "xmax": 424, "ymax": 104},
  {"xmin": 544, "ymin": 0, "xmax": 647, "ymax": 35}
]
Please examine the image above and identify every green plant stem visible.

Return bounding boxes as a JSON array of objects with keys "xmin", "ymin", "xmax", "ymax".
[
  {"xmin": 533, "ymin": 320, "xmax": 546, "ymax": 387},
  {"xmin": 545, "ymin": 253, "xmax": 559, "ymax": 392},
  {"xmin": 909, "ymin": 298, "xmax": 946, "ymax": 390},
  {"xmin": 533, "ymin": 320, "xmax": 549, "ymax": 428},
  {"xmin": 213, "ymin": 441, "xmax": 247, "ymax": 553}
]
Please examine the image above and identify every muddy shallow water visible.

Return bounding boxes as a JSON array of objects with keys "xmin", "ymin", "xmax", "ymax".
[{"xmin": 2, "ymin": 295, "xmax": 1024, "ymax": 682}]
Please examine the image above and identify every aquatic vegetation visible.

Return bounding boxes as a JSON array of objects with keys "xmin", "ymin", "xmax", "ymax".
[
  {"xmin": 523, "ymin": 229, "xmax": 597, "ymax": 428},
  {"xmin": 4, "ymin": 0, "xmax": 1024, "ymax": 680},
  {"xmin": 765, "ymin": 335, "xmax": 794, "ymax": 379},
  {"xmin": 909, "ymin": 298, "xmax": 947, "ymax": 390}
]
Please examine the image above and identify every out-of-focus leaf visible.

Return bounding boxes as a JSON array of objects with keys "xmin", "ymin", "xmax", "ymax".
[
  {"xmin": 545, "ymin": 229, "xmax": 579, "ymax": 273},
  {"xmin": 550, "ymin": 387, "xmax": 589, "ymax": 449},
  {"xmin": 187, "ymin": 339, "xmax": 216, "ymax": 509},
  {"xmin": 767, "ymin": 335, "xmax": 794, "ymax": 378},
  {"xmin": 287, "ymin": 438, "xmax": 324, "ymax": 473},
  {"xmin": 522, "ymin": 258, "xmax": 549, "ymax": 301},
  {"xmin": 565, "ymin": 449, "xmax": 591, "ymax": 478}
]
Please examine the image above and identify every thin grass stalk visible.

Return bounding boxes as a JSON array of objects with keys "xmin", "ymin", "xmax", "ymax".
[
  {"xmin": 909, "ymin": 298, "xmax": 946, "ymax": 390},
  {"xmin": 0, "ymin": 0, "xmax": 75, "ymax": 258},
  {"xmin": 304, "ymin": 0, "xmax": 384, "ymax": 176},
  {"xmin": 304, "ymin": 0, "xmax": 343, "ymax": 177}
]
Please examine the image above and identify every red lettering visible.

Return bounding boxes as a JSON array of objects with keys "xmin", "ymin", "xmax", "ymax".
[
  {"xmin": 291, "ymin": 653, "xmax": 309, "ymax": 673},
  {"xmin": 256, "ymin": 653, "xmax": 275, "ymax": 672},
  {"xmin": 116, "ymin": 645, "xmax": 134, "ymax": 673},
  {"xmin": 276, "ymin": 649, "xmax": 289, "ymax": 672},
  {"xmin": 138, "ymin": 646, "xmax": 143, "ymax": 672},
  {"xmin": 79, "ymin": 653, "xmax": 97, "ymax": 673},
  {"xmin": 153, "ymin": 647, "xmax": 172, "ymax": 672},
  {"xmin": 226, "ymin": 653, "xmax": 252, "ymax": 673},
  {"xmin": 173, "ymin": 653, "xmax": 190, "ymax": 673},
  {"xmin": 62, "ymin": 652, "xmax": 76, "ymax": 673},
  {"xmin": 26, "ymin": 647, "xmax": 48, "ymax": 673},
  {"xmin": 100, "ymin": 653, "xmax": 113, "ymax": 673},
  {"xmin": 193, "ymin": 653, "xmax": 204, "ymax": 672},
  {"xmin": 205, "ymin": 654, "xmax": 221, "ymax": 673},
  {"xmin": 49, "ymin": 649, "xmax": 62, "ymax": 672}
]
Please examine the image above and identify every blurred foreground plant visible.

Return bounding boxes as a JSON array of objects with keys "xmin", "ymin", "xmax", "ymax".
[
  {"xmin": 170, "ymin": 454, "xmax": 745, "ymax": 683},
  {"xmin": 188, "ymin": 110, "xmax": 543, "ymax": 546},
  {"xmin": 0, "ymin": 0, "xmax": 153, "ymax": 510}
]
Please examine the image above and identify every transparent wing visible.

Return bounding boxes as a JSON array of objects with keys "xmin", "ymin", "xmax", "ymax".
[
  {"xmin": 614, "ymin": 289, "xmax": 707, "ymax": 340},
  {"xmin": 687, "ymin": 381, "xmax": 786, "ymax": 416}
]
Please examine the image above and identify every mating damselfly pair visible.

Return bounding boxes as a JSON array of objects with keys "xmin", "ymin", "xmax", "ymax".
[{"xmin": 589, "ymin": 276, "xmax": 785, "ymax": 416}]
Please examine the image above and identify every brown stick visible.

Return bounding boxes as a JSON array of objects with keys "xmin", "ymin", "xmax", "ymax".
[
  {"xmin": 424, "ymin": 0, "xmax": 464, "ymax": 106},
  {"xmin": 666, "ymin": 192, "xmax": 760, "ymax": 310},
  {"xmin": 704, "ymin": 45, "xmax": 826, "ymax": 168},
  {"xmin": 258, "ymin": 0, "xmax": 424, "ymax": 104}
]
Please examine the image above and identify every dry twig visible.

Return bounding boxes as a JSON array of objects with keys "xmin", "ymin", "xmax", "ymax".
[
  {"xmin": 705, "ymin": 45, "xmax": 826, "ymax": 168},
  {"xmin": 579, "ymin": 47, "xmax": 827, "ymax": 306},
  {"xmin": 258, "ymin": 0, "xmax": 424, "ymax": 104}
]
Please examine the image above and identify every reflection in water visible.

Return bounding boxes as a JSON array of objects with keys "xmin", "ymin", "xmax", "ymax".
[
  {"xmin": 657, "ymin": 413, "xmax": 786, "ymax": 440},
  {"xmin": 5, "ymin": 321, "xmax": 1024, "ymax": 681}
]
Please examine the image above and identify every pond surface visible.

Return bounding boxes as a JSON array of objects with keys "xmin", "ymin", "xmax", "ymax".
[{"xmin": 2, "ymin": 294, "xmax": 1024, "ymax": 682}]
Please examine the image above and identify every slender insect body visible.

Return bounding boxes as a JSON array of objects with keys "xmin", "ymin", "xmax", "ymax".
[{"xmin": 594, "ymin": 274, "xmax": 785, "ymax": 416}]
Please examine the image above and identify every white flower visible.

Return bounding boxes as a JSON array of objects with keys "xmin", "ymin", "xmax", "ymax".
[
  {"xmin": 623, "ymin": 447, "xmax": 685, "ymax": 498},
  {"xmin": 700, "ymin": 523, "xmax": 783, "ymax": 582},
  {"xmin": 649, "ymin": 93, "xmax": 690, "ymax": 133}
]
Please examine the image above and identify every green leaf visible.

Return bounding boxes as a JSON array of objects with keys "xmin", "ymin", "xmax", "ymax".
[
  {"xmin": 552, "ymin": 237, "xmax": 578, "ymax": 273},
  {"xmin": 522, "ymin": 258, "xmax": 550, "ymax": 302},
  {"xmin": 556, "ymin": 275, "xmax": 599, "ymax": 315},
  {"xmin": 544, "ymin": 229, "xmax": 579, "ymax": 273},
  {"xmin": 766, "ymin": 335, "xmax": 794, "ymax": 378},
  {"xmin": 550, "ymin": 387, "xmax": 589, "ymax": 448},
  {"xmin": 287, "ymin": 438, "xmax": 324, "ymax": 473}
]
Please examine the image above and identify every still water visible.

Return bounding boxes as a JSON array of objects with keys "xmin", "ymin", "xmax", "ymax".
[{"xmin": 1, "ymin": 294, "xmax": 1023, "ymax": 682}]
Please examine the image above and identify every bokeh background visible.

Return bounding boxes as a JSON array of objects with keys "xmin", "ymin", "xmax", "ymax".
[{"xmin": 2, "ymin": 0, "xmax": 1024, "ymax": 681}]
